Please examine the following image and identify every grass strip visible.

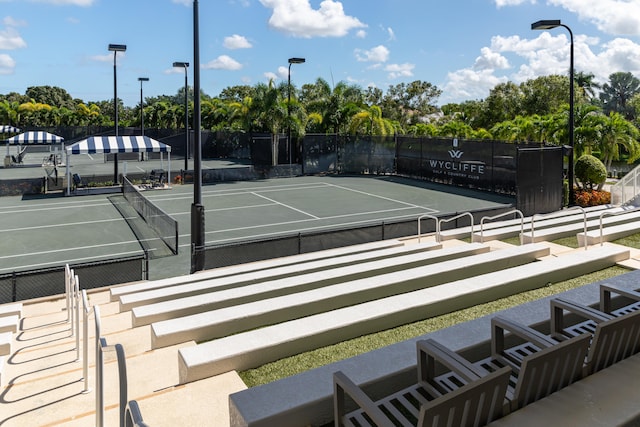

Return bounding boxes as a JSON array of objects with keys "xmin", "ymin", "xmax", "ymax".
[{"xmin": 239, "ymin": 264, "xmax": 630, "ymax": 387}]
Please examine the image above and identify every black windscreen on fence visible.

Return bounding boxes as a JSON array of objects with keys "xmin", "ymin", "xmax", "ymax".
[{"xmin": 0, "ymin": 255, "xmax": 146, "ymax": 303}]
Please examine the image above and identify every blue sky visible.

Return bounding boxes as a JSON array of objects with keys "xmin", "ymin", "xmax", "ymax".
[{"xmin": 0, "ymin": 0, "xmax": 639, "ymax": 107}]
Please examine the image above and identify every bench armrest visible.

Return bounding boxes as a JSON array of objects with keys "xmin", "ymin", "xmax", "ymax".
[
  {"xmin": 491, "ymin": 316, "xmax": 557, "ymax": 357},
  {"xmin": 333, "ymin": 371, "xmax": 390, "ymax": 426},
  {"xmin": 551, "ymin": 297, "xmax": 613, "ymax": 335},
  {"xmin": 600, "ymin": 284, "xmax": 640, "ymax": 314},
  {"xmin": 417, "ymin": 339, "xmax": 486, "ymax": 386}
]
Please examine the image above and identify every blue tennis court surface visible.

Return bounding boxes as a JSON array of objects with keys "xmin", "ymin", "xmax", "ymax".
[{"xmin": 0, "ymin": 175, "xmax": 514, "ymax": 278}]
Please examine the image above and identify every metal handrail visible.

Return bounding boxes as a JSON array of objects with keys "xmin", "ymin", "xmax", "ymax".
[
  {"xmin": 65, "ymin": 264, "xmax": 72, "ymax": 323},
  {"xmin": 531, "ymin": 206, "xmax": 587, "ymax": 249},
  {"xmin": 611, "ymin": 165, "xmax": 640, "ymax": 205},
  {"xmin": 479, "ymin": 210, "xmax": 524, "ymax": 244},
  {"xmin": 437, "ymin": 212, "xmax": 474, "ymax": 243},
  {"xmin": 74, "ymin": 275, "xmax": 80, "ymax": 362},
  {"xmin": 94, "ymin": 303, "xmax": 140, "ymax": 427},
  {"xmin": 82, "ymin": 289, "xmax": 92, "ymax": 394},
  {"xmin": 125, "ymin": 400, "xmax": 149, "ymax": 427},
  {"xmin": 597, "ymin": 206, "xmax": 640, "ymax": 246},
  {"xmin": 417, "ymin": 214, "xmax": 438, "ymax": 243}
]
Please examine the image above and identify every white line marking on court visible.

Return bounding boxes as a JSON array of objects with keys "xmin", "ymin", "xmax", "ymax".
[
  {"xmin": 0, "ymin": 240, "xmax": 142, "ymax": 262},
  {"xmin": 251, "ymin": 192, "xmax": 320, "ymax": 219},
  {"xmin": 0, "ymin": 249, "xmax": 143, "ymax": 273},
  {"xmin": 0, "ymin": 216, "xmax": 138, "ymax": 233},
  {"xmin": 325, "ymin": 182, "xmax": 433, "ymax": 210}
]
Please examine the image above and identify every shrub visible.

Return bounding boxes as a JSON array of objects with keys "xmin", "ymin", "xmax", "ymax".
[
  {"xmin": 574, "ymin": 189, "xmax": 611, "ymax": 207},
  {"xmin": 574, "ymin": 155, "xmax": 607, "ymax": 190}
]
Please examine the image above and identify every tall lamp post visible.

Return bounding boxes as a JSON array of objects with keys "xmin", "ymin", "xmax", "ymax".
[
  {"xmin": 173, "ymin": 62, "xmax": 190, "ymax": 171},
  {"xmin": 532, "ymin": 20, "xmax": 574, "ymax": 205},
  {"xmin": 191, "ymin": 0, "xmax": 205, "ymax": 273},
  {"xmin": 138, "ymin": 77, "xmax": 149, "ymax": 136},
  {"xmin": 287, "ymin": 57, "xmax": 305, "ymax": 166},
  {"xmin": 108, "ymin": 43, "xmax": 126, "ymax": 184}
]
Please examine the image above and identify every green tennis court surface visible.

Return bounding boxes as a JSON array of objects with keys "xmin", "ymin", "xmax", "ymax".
[{"xmin": 0, "ymin": 175, "xmax": 514, "ymax": 279}]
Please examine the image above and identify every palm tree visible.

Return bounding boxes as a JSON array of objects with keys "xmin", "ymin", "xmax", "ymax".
[
  {"xmin": 252, "ymin": 79, "xmax": 288, "ymax": 164},
  {"xmin": 599, "ymin": 71, "xmax": 640, "ymax": 120},
  {"xmin": 574, "ymin": 71, "xmax": 600, "ymax": 100},
  {"xmin": 596, "ymin": 112, "xmax": 640, "ymax": 170},
  {"xmin": 348, "ymin": 105, "xmax": 395, "ymax": 135}
]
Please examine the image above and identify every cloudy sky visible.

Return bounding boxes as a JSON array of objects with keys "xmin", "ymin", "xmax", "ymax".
[{"xmin": 0, "ymin": 0, "xmax": 639, "ymax": 107}]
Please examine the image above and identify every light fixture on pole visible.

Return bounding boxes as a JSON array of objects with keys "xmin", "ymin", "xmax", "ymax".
[
  {"xmin": 138, "ymin": 77, "xmax": 149, "ymax": 136},
  {"xmin": 173, "ymin": 62, "xmax": 190, "ymax": 171},
  {"xmin": 108, "ymin": 43, "xmax": 126, "ymax": 184},
  {"xmin": 191, "ymin": 0, "xmax": 205, "ymax": 273},
  {"xmin": 532, "ymin": 19, "xmax": 574, "ymax": 205},
  {"xmin": 287, "ymin": 57, "xmax": 305, "ymax": 167}
]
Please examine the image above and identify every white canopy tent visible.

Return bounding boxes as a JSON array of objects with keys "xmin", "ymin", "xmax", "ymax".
[
  {"xmin": 5, "ymin": 130, "xmax": 65, "ymax": 159},
  {"xmin": 64, "ymin": 135, "xmax": 172, "ymax": 195}
]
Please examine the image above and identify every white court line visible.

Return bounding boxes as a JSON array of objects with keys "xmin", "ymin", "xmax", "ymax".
[
  {"xmin": 0, "ymin": 239, "xmax": 142, "ymax": 262},
  {"xmin": 325, "ymin": 182, "xmax": 433, "ymax": 210},
  {"xmin": 0, "ymin": 200, "xmax": 113, "ymax": 214},
  {"xmin": 251, "ymin": 192, "xmax": 320, "ymax": 219},
  {"xmin": 0, "ymin": 216, "xmax": 138, "ymax": 234},
  {"xmin": 0, "ymin": 249, "xmax": 143, "ymax": 273}
]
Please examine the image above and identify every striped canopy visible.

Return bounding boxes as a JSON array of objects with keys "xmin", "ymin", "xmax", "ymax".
[
  {"xmin": 6, "ymin": 131, "xmax": 64, "ymax": 144},
  {"xmin": 0, "ymin": 125, "xmax": 21, "ymax": 134},
  {"xmin": 66, "ymin": 135, "xmax": 171, "ymax": 154}
]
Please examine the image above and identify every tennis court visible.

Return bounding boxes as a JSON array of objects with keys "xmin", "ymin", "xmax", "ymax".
[{"xmin": 0, "ymin": 175, "xmax": 514, "ymax": 279}]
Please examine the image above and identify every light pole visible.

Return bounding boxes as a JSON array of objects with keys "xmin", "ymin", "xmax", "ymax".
[
  {"xmin": 173, "ymin": 61, "xmax": 190, "ymax": 171},
  {"xmin": 287, "ymin": 57, "xmax": 305, "ymax": 166},
  {"xmin": 532, "ymin": 20, "xmax": 574, "ymax": 205},
  {"xmin": 108, "ymin": 43, "xmax": 126, "ymax": 184},
  {"xmin": 191, "ymin": 0, "xmax": 205, "ymax": 273},
  {"xmin": 138, "ymin": 77, "xmax": 149, "ymax": 136}
]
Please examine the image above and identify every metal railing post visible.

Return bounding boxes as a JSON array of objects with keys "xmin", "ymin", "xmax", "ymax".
[
  {"xmin": 437, "ymin": 212, "xmax": 474, "ymax": 243},
  {"xmin": 82, "ymin": 289, "xmax": 91, "ymax": 394},
  {"xmin": 479, "ymin": 210, "xmax": 524, "ymax": 244},
  {"xmin": 417, "ymin": 214, "xmax": 438, "ymax": 243},
  {"xmin": 75, "ymin": 275, "xmax": 80, "ymax": 361},
  {"xmin": 95, "ymin": 305, "xmax": 104, "ymax": 427}
]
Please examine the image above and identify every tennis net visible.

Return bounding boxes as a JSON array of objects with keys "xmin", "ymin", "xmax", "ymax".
[{"xmin": 122, "ymin": 177, "xmax": 179, "ymax": 254}]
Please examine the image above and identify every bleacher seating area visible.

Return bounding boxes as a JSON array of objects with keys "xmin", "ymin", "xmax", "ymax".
[{"xmin": 2, "ymin": 204, "xmax": 640, "ymax": 426}]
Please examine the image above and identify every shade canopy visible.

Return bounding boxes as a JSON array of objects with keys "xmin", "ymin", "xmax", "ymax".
[
  {"xmin": 6, "ymin": 131, "xmax": 64, "ymax": 144},
  {"xmin": 66, "ymin": 135, "xmax": 171, "ymax": 155},
  {"xmin": 0, "ymin": 125, "xmax": 21, "ymax": 134}
]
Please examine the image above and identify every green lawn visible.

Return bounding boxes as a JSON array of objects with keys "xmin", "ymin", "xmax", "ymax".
[{"xmin": 239, "ymin": 233, "xmax": 637, "ymax": 386}]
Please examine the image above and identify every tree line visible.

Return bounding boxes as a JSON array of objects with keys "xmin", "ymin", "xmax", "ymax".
[{"xmin": 1, "ymin": 71, "xmax": 640, "ymax": 170}]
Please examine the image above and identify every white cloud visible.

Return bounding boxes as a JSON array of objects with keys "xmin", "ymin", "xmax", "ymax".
[
  {"xmin": 90, "ymin": 52, "xmax": 124, "ymax": 63},
  {"xmin": 171, "ymin": 0, "xmax": 191, "ymax": 6},
  {"xmin": 224, "ymin": 34, "xmax": 252, "ymax": 50},
  {"xmin": 443, "ymin": 69, "xmax": 509, "ymax": 103},
  {"xmin": 355, "ymin": 29, "xmax": 367, "ymax": 39},
  {"xmin": 259, "ymin": 0, "xmax": 366, "ymax": 38},
  {"xmin": 264, "ymin": 71, "xmax": 278, "ymax": 81},
  {"xmin": 473, "ymin": 47, "xmax": 510, "ymax": 70},
  {"xmin": 277, "ymin": 65, "xmax": 289, "ymax": 79},
  {"xmin": 355, "ymin": 45, "xmax": 389, "ymax": 62},
  {"xmin": 0, "ymin": 53, "xmax": 16, "ymax": 75},
  {"xmin": 3, "ymin": 17, "xmax": 26, "ymax": 27},
  {"xmin": 494, "ymin": 0, "xmax": 536, "ymax": 6},
  {"xmin": 0, "ymin": 27, "xmax": 27, "ymax": 50},
  {"xmin": 386, "ymin": 27, "xmax": 396, "ymax": 41},
  {"xmin": 203, "ymin": 55, "xmax": 243, "ymax": 70},
  {"xmin": 548, "ymin": 0, "xmax": 640, "ymax": 36},
  {"xmin": 385, "ymin": 63, "xmax": 414, "ymax": 79}
]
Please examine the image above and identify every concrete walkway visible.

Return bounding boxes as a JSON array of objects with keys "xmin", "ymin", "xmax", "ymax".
[{"xmin": 0, "ymin": 289, "xmax": 246, "ymax": 426}]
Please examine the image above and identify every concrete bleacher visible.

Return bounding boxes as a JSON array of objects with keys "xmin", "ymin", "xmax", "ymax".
[
  {"xmin": 131, "ymin": 243, "xmax": 489, "ymax": 327},
  {"xmin": 577, "ymin": 218, "xmax": 640, "ymax": 246},
  {"xmin": 118, "ymin": 240, "xmax": 444, "ymax": 311},
  {"xmin": 228, "ymin": 263, "xmax": 640, "ymax": 427},
  {"xmin": 179, "ymin": 244, "xmax": 628, "ymax": 385},
  {"xmin": 438, "ymin": 205, "xmax": 611, "ymax": 241},
  {"xmin": 151, "ymin": 244, "xmax": 550, "ymax": 348},
  {"xmin": 522, "ymin": 209, "xmax": 640, "ymax": 243},
  {"xmin": 110, "ymin": 239, "xmax": 406, "ymax": 302}
]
